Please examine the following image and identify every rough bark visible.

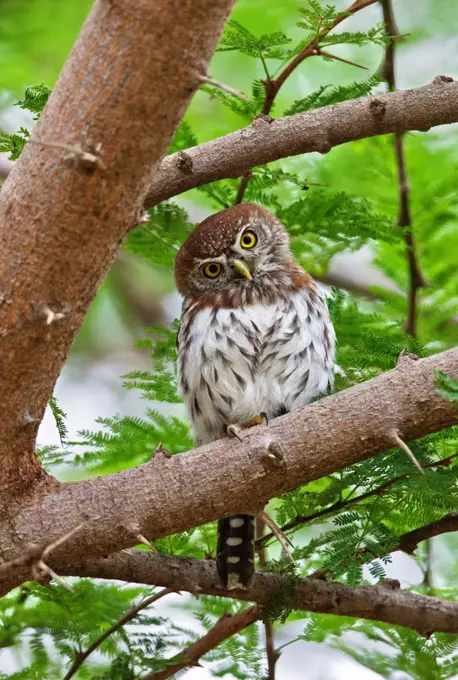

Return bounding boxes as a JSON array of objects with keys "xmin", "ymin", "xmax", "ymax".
[
  {"xmin": 71, "ymin": 549, "xmax": 458, "ymax": 636},
  {"xmin": 0, "ymin": 0, "xmax": 235, "ymax": 501},
  {"xmin": 145, "ymin": 77, "xmax": 458, "ymax": 207},
  {"xmin": 0, "ymin": 348, "xmax": 456, "ymax": 596}
]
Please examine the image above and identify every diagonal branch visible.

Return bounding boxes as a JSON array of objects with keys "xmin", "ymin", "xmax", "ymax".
[
  {"xmin": 62, "ymin": 588, "xmax": 173, "ymax": 680},
  {"xmin": 235, "ymin": 0, "xmax": 378, "ymax": 203},
  {"xmin": 379, "ymin": 0, "xmax": 427, "ymax": 337},
  {"xmin": 0, "ymin": 348, "xmax": 456, "ymax": 597},
  {"xmin": 0, "ymin": 0, "xmax": 236, "ymax": 504},
  {"xmin": 398, "ymin": 513, "xmax": 458, "ymax": 555},
  {"xmin": 69, "ymin": 540, "xmax": 458, "ymax": 637},
  {"xmin": 144, "ymin": 77, "xmax": 458, "ymax": 208},
  {"xmin": 142, "ymin": 605, "xmax": 261, "ymax": 680}
]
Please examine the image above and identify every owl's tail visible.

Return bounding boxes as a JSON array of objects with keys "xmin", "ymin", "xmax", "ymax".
[{"xmin": 216, "ymin": 514, "xmax": 255, "ymax": 590}]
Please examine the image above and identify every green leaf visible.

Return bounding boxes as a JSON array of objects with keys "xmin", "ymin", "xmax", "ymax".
[
  {"xmin": 435, "ymin": 371, "xmax": 458, "ymax": 402},
  {"xmin": 284, "ymin": 76, "xmax": 382, "ymax": 115}
]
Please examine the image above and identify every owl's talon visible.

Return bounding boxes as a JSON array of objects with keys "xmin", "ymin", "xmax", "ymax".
[{"xmin": 227, "ymin": 424, "xmax": 243, "ymax": 441}]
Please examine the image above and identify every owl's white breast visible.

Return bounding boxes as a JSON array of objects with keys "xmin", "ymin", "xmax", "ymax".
[{"xmin": 177, "ymin": 288, "xmax": 335, "ymax": 446}]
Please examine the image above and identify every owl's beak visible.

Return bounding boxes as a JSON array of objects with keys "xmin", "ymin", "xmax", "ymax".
[{"xmin": 232, "ymin": 259, "xmax": 252, "ymax": 280}]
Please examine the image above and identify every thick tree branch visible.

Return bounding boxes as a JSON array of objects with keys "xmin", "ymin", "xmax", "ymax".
[
  {"xmin": 69, "ymin": 548, "xmax": 458, "ymax": 636},
  {"xmin": 0, "ymin": 0, "xmax": 235, "ymax": 502},
  {"xmin": 142, "ymin": 605, "xmax": 260, "ymax": 680},
  {"xmin": 0, "ymin": 348, "xmax": 456, "ymax": 597},
  {"xmin": 144, "ymin": 77, "xmax": 458, "ymax": 208}
]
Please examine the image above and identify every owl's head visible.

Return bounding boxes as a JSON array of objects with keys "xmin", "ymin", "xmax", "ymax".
[{"xmin": 174, "ymin": 203, "xmax": 292, "ymax": 300}]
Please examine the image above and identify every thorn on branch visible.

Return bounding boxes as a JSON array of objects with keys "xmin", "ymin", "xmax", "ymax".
[
  {"xmin": 136, "ymin": 534, "xmax": 156, "ymax": 550},
  {"xmin": 317, "ymin": 48, "xmax": 369, "ymax": 71},
  {"xmin": 175, "ymin": 151, "xmax": 193, "ymax": 174},
  {"xmin": 396, "ymin": 348, "xmax": 420, "ymax": 366},
  {"xmin": 154, "ymin": 442, "xmax": 172, "ymax": 459},
  {"xmin": 42, "ymin": 305, "xmax": 66, "ymax": 325},
  {"xmin": 27, "ymin": 138, "xmax": 105, "ymax": 170},
  {"xmin": 390, "ymin": 432, "xmax": 424, "ymax": 475}
]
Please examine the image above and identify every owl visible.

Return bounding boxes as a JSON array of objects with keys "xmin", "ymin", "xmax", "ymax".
[{"xmin": 174, "ymin": 203, "xmax": 335, "ymax": 590}]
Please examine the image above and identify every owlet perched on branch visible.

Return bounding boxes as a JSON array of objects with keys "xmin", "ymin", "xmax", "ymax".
[{"xmin": 175, "ymin": 203, "xmax": 335, "ymax": 589}]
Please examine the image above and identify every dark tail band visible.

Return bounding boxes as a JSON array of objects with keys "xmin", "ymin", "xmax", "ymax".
[{"xmin": 216, "ymin": 514, "xmax": 255, "ymax": 590}]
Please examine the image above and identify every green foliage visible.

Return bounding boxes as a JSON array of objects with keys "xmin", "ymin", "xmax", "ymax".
[
  {"xmin": 284, "ymin": 75, "xmax": 382, "ymax": 115},
  {"xmin": 1, "ymin": 1, "xmax": 458, "ymax": 678},
  {"xmin": 0, "ymin": 127, "xmax": 29, "ymax": 161},
  {"xmin": 436, "ymin": 371, "xmax": 458, "ymax": 403},
  {"xmin": 218, "ymin": 20, "xmax": 292, "ymax": 61},
  {"xmin": 126, "ymin": 202, "xmax": 194, "ymax": 270},
  {"xmin": 48, "ymin": 394, "xmax": 68, "ymax": 446},
  {"xmin": 298, "ymin": 615, "xmax": 458, "ymax": 679},
  {"xmin": 15, "ymin": 84, "xmax": 51, "ymax": 118},
  {"xmin": 0, "ymin": 84, "xmax": 49, "ymax": 159}
]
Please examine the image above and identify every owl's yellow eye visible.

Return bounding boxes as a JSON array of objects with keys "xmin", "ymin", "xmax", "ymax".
[
  {"xmin": 240, "ymin": 230, "xmax": 257, "ymax": 249},
  {"xmin": 203, "ymin": 262, "xmax": 222, "ymax": 279}
]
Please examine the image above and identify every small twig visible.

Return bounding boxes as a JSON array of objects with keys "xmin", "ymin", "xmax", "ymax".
[
  {"xmin": 391, "ymin": 433, "xmax": 424, "ymax": 475},
  {"xmin": 234, "ymin": 0, "xmax": 378, "ymax": 203},
  {"xmin": 257, "ymin": 519, "xmax": 280, "ymax": 680},
  {"xmin": 33, "ymin": 560, "xmax": 74, "ymax": 593},
  {"xmin": 62, "ymin": 588, "xmax": 173, "ymax": 680},
  {"xmin": 317, "ymin": 48, "xmax": 369, "ymax": 70},
  {"xmin": 379, "ymin": 0, "xmax": 427, "ymax": 337},
  {"xmin": 27, "ymin": 138, "xmax": 105, "ymax": 170},
  {"xmin": 142, "ymin": 605, "xmax": 261, "ymax": 680},
  {"xmin": 0, "ymin": 523, "xmax": 85, "ymax": 579},
  {"xmin": 260, "ymin": 511, "xmax": 293, "ymax": 559},
  {"xmin": 234, "ymin": 172, "xmax": 252, "ymax": 205},
  {"xmin": 199, "ymin": 75, "xmax": 249, "ymax": 102}
]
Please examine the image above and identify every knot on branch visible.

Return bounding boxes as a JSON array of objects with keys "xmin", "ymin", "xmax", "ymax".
[
  {"xmin": 154, "ymin": 442, "xmax": 172, "ymax": 459},
  {"xmin": 396, "ymin": 349, "xmax": 420, "ymax": 367},
  {"xmin": 369, "ymin": 97, "xmax": 386, "ymax": 120},
  {"xmin": 176, "ymin": 151, "xmax": 193, "ymax": 174},
  {"xmin": 313, "ymin": 134, "xmax": 332, "ymax": 155},
  {"xmin": 433, "ymin": 75, "xmax": 454, "ymax": 84},
  {"xmin": 260, "ymin": 441, "xmax": 285, "ymax": 472},
  {"xmin": 253, "ymin": 113, "xmax": 274, "ymax": 126}
]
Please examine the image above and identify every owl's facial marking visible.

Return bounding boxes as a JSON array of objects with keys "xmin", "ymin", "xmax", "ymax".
[{"xmin": 174, "ymin": 203, "xmax": 297, "ymax": 301}]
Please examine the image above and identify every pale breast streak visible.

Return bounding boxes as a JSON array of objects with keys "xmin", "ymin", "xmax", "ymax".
[{"xmin": 177, "ymin": 287, "xmax": 335, "ymax": 446}]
